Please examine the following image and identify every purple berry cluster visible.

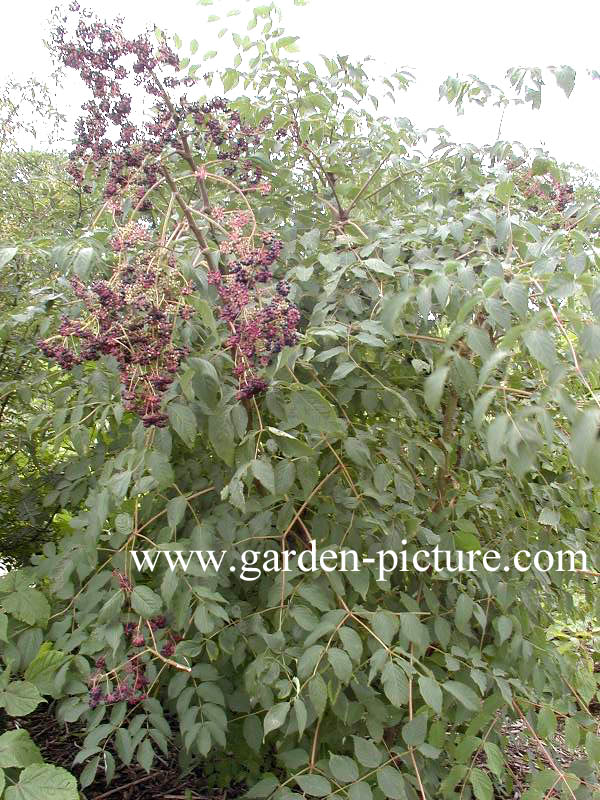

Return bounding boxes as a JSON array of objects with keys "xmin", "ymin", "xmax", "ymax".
[
  {"xmin": 207, "ymin": 217, "xmax": 300, "ymax": 400},
  {"xmin": 42, "ymin": 4, "xmax": 300, "ymax": 414},
  {"xmin": 51, "ymin": 4, "xmax": 287, "ymax": 211},
  {"xmin": 50, "ymin": 3, "xmax": 186, "ymax": 210},
  {"xmin": 518, "ymin": 169, "xmax": 574, "ymax": 213},
  {"xmin": 38, "ymin": 246, "xmax": 193, "ymax": 427},
  {"xmin": 88, "ymin": 616, "xmax": 183, "ymax": 708}
]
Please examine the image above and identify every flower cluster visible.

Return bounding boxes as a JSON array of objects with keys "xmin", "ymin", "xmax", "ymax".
[
  {"xmin": 207, "ymin": 215, "xmax": 300, "ymax": 400},
  {"xmin": 43, "ymin": 4, "xmax": 300, "ymax": 413},
  {"xmin": 88, "ymin": 616, "xmax": 182, "ymax": 708},
  {"xmin": 50, "ymin": 3, "xmax": 187, "ymax": 210},
  {"xmin": 517, "ymin": 169, "xmax": 574, "ymax": 214},
  {"xmin": 38, "ymin": 242, "xmax": 193, "ymax": 427},
  {"xmin": 51, "ymin": 5, "xmax": 287, "ymax": 212}
]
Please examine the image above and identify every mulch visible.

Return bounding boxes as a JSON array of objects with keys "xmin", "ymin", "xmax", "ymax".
[
  {"xmin": 2, "ymin": 704, "xmax": 599, "ymax": 798},
  {"xmin": 0, "ymin": 703, "xmax": 244, "ymax": 799}
]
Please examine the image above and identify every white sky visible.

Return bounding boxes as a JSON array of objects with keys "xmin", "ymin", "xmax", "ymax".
[{"xmin": 2, "ymin": 0, "xmax": 600, "ymax": 172}]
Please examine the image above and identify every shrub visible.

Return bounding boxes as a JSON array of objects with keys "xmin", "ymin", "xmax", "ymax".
[{"xmin": 1, "ymin": 3, "xmax": 600, "ymax": 798}]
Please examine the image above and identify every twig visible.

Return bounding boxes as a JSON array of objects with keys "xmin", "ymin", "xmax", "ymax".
[{"xmin": 94, "ymin": 773, "xmax": 160, "ymax": 799}]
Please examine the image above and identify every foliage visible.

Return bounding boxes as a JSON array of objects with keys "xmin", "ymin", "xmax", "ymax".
[
  {"xmin": 0, "ymin": 639, "xmax": 78, "ymax": 799},
  {"xmin": 0, "ymin": 145, "xmax": 100, "ymax": 566},
  {"xmin": 1, "ymin": 2, "xmax": 600, "ymax": 799}
]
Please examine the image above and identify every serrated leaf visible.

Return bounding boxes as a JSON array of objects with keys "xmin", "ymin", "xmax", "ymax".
[
  {"xmin": 208, "ymin": 409, "xmax": 235, "ymax": 465},
  {"xmin": 329, "ymin": 754, "xmax": 359, "ymax": 783},
  {"xmin": 377, "ymin": 766, "xmax": 407, "ymax": 800},
  {"xmin": 0, "ymin": 681, "xmax": 43, "ymax": 717},
  {"xmin": 552, "ymin": 65, "xmax": 576, "ymax": 97},
  {"xmin": 5, "ymin": 764, "xmax": 78, "ymax": 800},
  {"xmin": 0, "ymin": 730, "xmax": 43, "ymax": 768},
  {"xmin": 251, "ymin": 459, "xmax": 275, "ymax": 494},
  {"xmin": 483, "ymin": 741, "xmax": 504, "ymax": 778},
  {"xmin": 295, "ymin": 775, "xmax": 331, "ymax": 797},
  {"xmin": 444, "ymin": 680, "xmax": 480, "ymax": 711},
  {"xmin": 353, "ymin": 736, "xmax": 382, "ymax": 768},
  {"xmin": 470, "ymin": 767, "xmax": 493, "ymax": 800},
  {"xmin": 382, "ymin": 661, "xmax": 409, "ymax": 707},
  {"xmin": 2, "ymin": 590, "xmax": 50, "ymax": 627},
  {"xmin": 167, "ymin": 403, "xmax": 197, "ymax": 448},
  {"xmin": 24, "ymin": 649, "xmax": 69, "ymax": 695},
  {"xmin": 402, "ymin": 714, "xmax": 427, "ymax": 746},
  {"xmin": 523, "ymin": 328, "xmax": 557, "ymax": 369},
  {"xmin": 418, "ymin": 676, "xmax": 442, "ymax": 715},
  {"xmin": 290, "ymin": 386, "xmax": 343, "ymax": 435},
  {"xmin": 328, "ymin": 648, "xmax": 352, "ymax": 683},
  {"xmin": 131, "ymin": 586, "xmax": 162, "ymax": 619},
  {"xmin": 263, "ymin": 701, "xmax": 290, "ymax": 737},
  {"xmin": 137, "ymin": 737, "xmax": 154, "ymax": 772}
]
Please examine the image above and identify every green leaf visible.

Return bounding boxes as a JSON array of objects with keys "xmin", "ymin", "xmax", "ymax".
[
  {"xmin": 402, "ymin": 714, "xmax": 427, "ymax": 746},
  {"xmin": 0, "ymin": 682, "xmax": 43, "ymax": 717},
  {"xmin": 586, "ymin": 732, "xmax": 600, "ymax": 764},
  {"xmin": 72, "ymin": 247, "xmax": 95, "ymax": 278},
  {"xmin": 329, "ymin": 754, "xmax": 359, "ymax": 783},
  {"xmin": 470, "ymin": 768, "xmax": 493, "ymax": 800},
  {"xmin": 222, "ymin": 68, "xmax": 240, "ymax": 93},
  {"xmin": 147, "ymin": 452, "xmax": 174, "ymax": 488},
  {"xmin": 495, "ymin": 179, "xmax": 514, "ymax": 204},
  {"xmin": 338, "ymin": 626, "xmax": 363, "ymax": 663},
  {"xmin": 167, "ymin": 496, "xmax": 187, "ymax": 529},
  {"xmin": 328, "ymin": 648, "xmax": 352, "ymax": 683},
  {"xmin": 353, "ymin": 736, "xmax": 382, "ymax": 768},
  {"xmin": 331, "ymin": 362, "xmax": 356, "ymax": 381},
  {"xmin": 263, "ymin": 701, "xmax": 290, "ymax": 737},
  {"xmin": 455, "ymin": 593, "xmax": 473, "ymax": 634},
  {"xmin": 5, "ymin": 764, "xmax": 78, "ymax": 800},
  {"xmin": 131, "ymin": 586, "xmax": 162, "ymax": 619},
  {"xmin": 382, "ymin": 661, "xmax": 409, "ymax": 707},
  {"xmin": 309, "ymin": 674, "xmax": 327, "ymax": 716},
  {"xmin": 564, "ymin": 718, "xmax": 580, "ymax": 750},
  {"xmin": 523, "ymin": 328, "xmax": 556, "ymax": 369},
  {"xmin": 344, "ymin": 437, "xmax": 371, "ymax": 467},
  {"xmin": 487, "ymin": 415, "xmax": 508, "ymax": 463},
  {"xmin": 251, "ymin": 459, "xmax": 276, "ymax": 494},
  {"xmin": 0, "ymin": 730, "xmax": 43, "ymax": 768},
  {"xmin": 399, "ymin": 613, "xmax": 429, "ymax": 649},
  {"xmin": 2, "ymin": 590, "xmax": 50, "ymax": 627},
  {"xmin": 532, "ymin": 156, "xmax": 552, "ymax": 176},
  {"xmin": 496, "ymin": 615, "xmax": 513, "ymax": 645},
  {"xmin": 208, "ymin": 409, "xmax": 235, "ymax": 465},
  {"xmin": 137, "ymin": 737, "xmax": 154, "ymax": 772},
  {"xmin": 377, "ymin": 766, "xmax": 407, "ymax": 799},
  {"xmin": 290, "ymin": 386, "xmax": 344, "ymax": 435},
  {"xmin": 443, "ymin": 680, "xmax": 480, "ymax": 711},
  {"xmin": 483, "ymin": 741, "xmax": 504, "ymax": 778},
  {"xmin": 115, "ymin": 513, "xmax": 133, "ymax": 536},
  {"xmin": 168, "ymin": 403, "xmax": 197, "ymax": 448},
  {"xmin": 295, "ymin": 775, "xmax": 331, "ymax": 797},
  {"xmin": 348, "ymin": 783, "xmax": 373, "ymax": 800},
  {"xmin": 418, "ymin": 676, "xmax": 442, "ymax": 715},
  {"xmin": 244, "ymin": 776, "xmax": 279, "ymax": 798},
  {"xmin": 424, "ymin": 366, "xmax": 449, "ymax": 411},
  {"xmin": 24, "ymin": 648, "xmax": 69, "ymax": 695},
  {"xmin": 537, "ymin": 707, "xmax": 556, "ymax": 739}
]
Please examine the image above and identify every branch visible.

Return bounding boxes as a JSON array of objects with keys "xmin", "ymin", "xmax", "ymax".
[{"xmin": 160, "ymin": 165, "xmax": 216, "ymax": 270}]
